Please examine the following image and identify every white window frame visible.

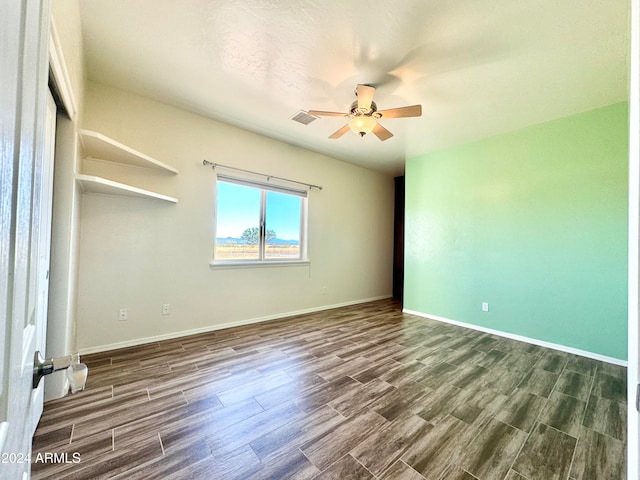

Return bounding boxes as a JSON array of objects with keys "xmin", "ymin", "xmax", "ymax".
[{"xmin": 211, "ymin": 174, "xmax": 309, "ymax": 268}]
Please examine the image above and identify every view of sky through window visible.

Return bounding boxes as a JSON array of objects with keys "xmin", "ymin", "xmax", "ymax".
[
  {"xmin": 215, "ymin": 180, "xmax": 303, "ymax": 261},
  {"xmin": 266, "ymin": 191, "xmax": 301, "ymax": 242},
  {"xmin": 215, "ymin": 182, "xmax": 260, "ymax": 238},
  {"xmin": 216, "ymin": 182, "xmax": 301, "ymax": 242}
]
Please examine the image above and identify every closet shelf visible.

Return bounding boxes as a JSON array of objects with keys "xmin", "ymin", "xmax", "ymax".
[
  {"xmin": 79, "ymin": 129, "xmax": 179, "ymax": 174},
  {"xmin": 75, "ymin": 174, "xmax": 178, "ymax": 203}
]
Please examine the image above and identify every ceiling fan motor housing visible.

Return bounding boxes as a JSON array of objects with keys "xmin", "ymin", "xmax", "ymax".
[{"xmin": 350, "ymin": 100, "xmax": 378, "ymax": 116}]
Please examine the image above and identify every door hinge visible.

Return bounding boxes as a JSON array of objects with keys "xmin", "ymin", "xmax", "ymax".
[{"xmin": 637, "ymin": 384, "xmax": 640, "ymax": 412}]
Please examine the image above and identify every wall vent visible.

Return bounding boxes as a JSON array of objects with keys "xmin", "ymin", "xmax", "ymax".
[{"xmin": 291, "ymin": 110, "xmax": 319, "ymax": 125}]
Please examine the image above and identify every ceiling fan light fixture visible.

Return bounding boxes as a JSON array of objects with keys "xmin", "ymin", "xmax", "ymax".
[{"xmin": 348, "ymin": 115, "xmax": 376, "ymax": 137}]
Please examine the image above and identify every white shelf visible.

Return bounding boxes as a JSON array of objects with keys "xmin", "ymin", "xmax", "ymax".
[
  {"xmin": 75, "ymin": 174, "xmax": 178, "ymax": 203},
  {"xmin": 79, "ymin": 129, "xmax": 179, "ymax": 174}
]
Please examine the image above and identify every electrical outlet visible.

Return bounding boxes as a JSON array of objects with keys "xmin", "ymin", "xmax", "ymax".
[
  {"xmin": 482, "ymin": 302, "xmax": 489, "ymax": 312},
  {"xmin": 162, "ymin": 304, "xmax": 170, "ymax": 315},
  {"xmin": 119, "ymin": 308, "xmax": 128, "ymax": 321},
  {"xmin": 321, "ymin": 286, "xmax": 327, "ymax": 295}
]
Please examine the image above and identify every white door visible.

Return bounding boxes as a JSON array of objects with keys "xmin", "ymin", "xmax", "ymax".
[{"xmin": 0, "ymin": 0, "xmax": 52, "ymax": 479}]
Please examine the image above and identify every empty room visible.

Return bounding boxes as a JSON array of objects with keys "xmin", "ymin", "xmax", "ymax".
[{"xmin": 3, "ymin": 1, "xmax": 639, "ymax": 479}]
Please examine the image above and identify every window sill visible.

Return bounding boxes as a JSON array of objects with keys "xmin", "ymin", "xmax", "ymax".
[{"xmin": 209, "ymin": 260, "xmax": 310, "ymax": 270}]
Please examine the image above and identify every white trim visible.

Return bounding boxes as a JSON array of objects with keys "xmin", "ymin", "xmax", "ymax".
[
  {"xmin": 49, "ymin": 17, "xmax": 77, "ymax": 119},
  {"xmin": 78, "ymin": 295, "xmax": 392, "ymax": 355},
  {"xmin": 20, "ymin": 324, "xmax": 36, "ymax": 377},
  {"xmin": 0, "ymin": 422, "xmax": 7, "ymax": 455},
  {"xmin": 210, "ymin": 260, "xmax": 310, "ymax": 269},
  {"xmin": 403, "ymin": 309, "xmax": 627, "ymax": 367}
]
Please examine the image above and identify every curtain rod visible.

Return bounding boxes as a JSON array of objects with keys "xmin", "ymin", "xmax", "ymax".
[{"xmin": 203, "ymin": 160, "xmax": 323, "ymax": 190}]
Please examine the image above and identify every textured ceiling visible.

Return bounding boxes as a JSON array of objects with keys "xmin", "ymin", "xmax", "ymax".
[{"xmin": 79, "ymin": 0, "xmax": 630, "ymax": 176}]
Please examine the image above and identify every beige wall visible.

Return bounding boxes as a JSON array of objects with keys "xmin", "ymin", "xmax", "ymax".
[{"xmin": 76, "ymin": 83, "xmax": 394, "ymax": 352}]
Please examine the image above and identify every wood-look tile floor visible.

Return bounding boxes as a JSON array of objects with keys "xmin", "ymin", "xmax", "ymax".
[{"xmin": 32, "ymin": 300, "xmax": 627, "ymax": 480}]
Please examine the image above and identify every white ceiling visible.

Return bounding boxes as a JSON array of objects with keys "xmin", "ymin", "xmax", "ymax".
[{"xmin": 79, "ymin": 0, "xmax": 630, "ymax": 176}]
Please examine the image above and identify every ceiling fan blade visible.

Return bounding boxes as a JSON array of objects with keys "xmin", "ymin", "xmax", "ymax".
[
  {"xmin": 308, "ymin": 110, "xmax": 347, "ymax": 117},
  {"xmin": 377, "ymin": 104, "xmax": 422, "ymax": 119},
  {"xmin": 356, "ymin": 84, "xmax": 376, "ymax": 111},
  {"xmin": 372, "ymin": 122, "xmax": 393, "ymax": 141},
  {"xmin": 329, "ymin": 124, "xmax": 351, "ymax": 139}
]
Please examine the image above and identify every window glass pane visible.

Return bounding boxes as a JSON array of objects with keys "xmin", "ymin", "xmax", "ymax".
[
  {"xmin": 215, "ymin": 181, "xmax": 261, "ymax": 260},
  {"xmin": 265, "ymin": 191, "xmax": 301, "ymax": 259}
]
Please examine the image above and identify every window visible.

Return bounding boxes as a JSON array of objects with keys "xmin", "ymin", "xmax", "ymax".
[{"xmin": 213, "ymin": 175, "xmax": 307, "ymax": 264}]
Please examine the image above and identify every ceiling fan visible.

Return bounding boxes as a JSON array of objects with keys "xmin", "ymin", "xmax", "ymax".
[{"xmin": 308, "ymin": 84, "xmax": 422, "ymax": 141}]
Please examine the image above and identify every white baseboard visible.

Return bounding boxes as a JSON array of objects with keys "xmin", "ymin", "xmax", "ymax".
[
  {"xmin": 403, "ymin": 309, "xmax": 627, "ymax": 367},
  {"xmin": 79, "ymin": 295, "xmax": 392, "ymax": 355}
]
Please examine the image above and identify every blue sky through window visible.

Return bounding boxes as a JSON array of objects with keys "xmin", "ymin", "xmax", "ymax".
[
  {"xmin": 266, "ymin": 191, "xmax": 300, "ymax": 242},
  {"xmin": 216, "ymin": 182, "xmax": 260, "ymax": 238},
  {"xmin": 216, "ymin": 181, "xmax": 301, "ymax": 241}
]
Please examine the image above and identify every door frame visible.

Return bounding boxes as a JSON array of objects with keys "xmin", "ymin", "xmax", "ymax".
[{"xmin": 44, "ymin": 13, "xmax": 82, "ymax": 403}]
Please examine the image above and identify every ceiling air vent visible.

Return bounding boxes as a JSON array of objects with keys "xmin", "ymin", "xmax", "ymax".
[{"xmin": 291, "ymin": 110, "xmax": 319, "ymax": 125}]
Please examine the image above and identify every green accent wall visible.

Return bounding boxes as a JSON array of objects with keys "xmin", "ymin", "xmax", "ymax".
[{"xmin": 405, "ymin": 103, "xmax": 629, "ymax": 360}]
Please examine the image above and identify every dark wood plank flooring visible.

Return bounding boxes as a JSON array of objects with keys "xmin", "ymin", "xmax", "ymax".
[{"xmin": 32, "ymin": 300, "xmax": 627, "ymax": 479}]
